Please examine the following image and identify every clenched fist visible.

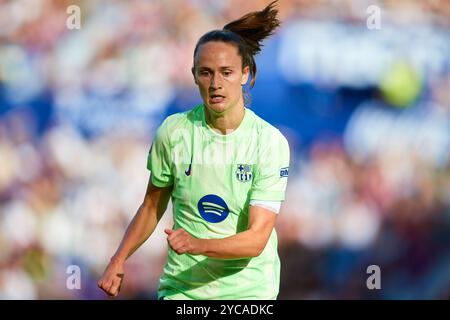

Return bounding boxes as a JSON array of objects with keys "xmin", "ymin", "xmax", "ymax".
[
  {"xmin": 98, "ymin": 258, "xmax": 125, "ymax": 298},
  {"xmin": 165, "ymin": 228, "xmax": 202, "ymax": 255}
]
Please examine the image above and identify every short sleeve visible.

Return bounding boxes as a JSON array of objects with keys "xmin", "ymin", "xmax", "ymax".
[
  {"xmin": 250, "ymin": 129, "xmax": 290, "ymax": 201},
  {"xmin": 147, "ymin": 120, "xmax": 174, "ymax": 187}
]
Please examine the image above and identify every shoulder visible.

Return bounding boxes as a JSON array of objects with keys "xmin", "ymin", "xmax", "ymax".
[
  {"xmin": 159, "ymin": 105, "xmax": 198, "ymax": 130},
  {"xmin": 247, "ymin": 108, "xmax": 289, "ymax": 148},
  {"xmin": 155, "ymin": 104, "xmax": 202, "ymax": 140}
]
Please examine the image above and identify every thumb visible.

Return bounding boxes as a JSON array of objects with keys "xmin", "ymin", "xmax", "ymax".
[{"xmin": 164, "ymin": 228, "xmax": 173, "ymax": 235}]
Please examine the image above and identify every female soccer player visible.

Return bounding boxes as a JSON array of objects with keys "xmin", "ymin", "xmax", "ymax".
[{"xmin": 98, "ymin": 1, "xmax": 290, "ymax": 300}]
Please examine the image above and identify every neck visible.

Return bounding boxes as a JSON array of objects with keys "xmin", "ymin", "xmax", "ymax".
[{"xmin": 204, "ymin": 100, "xmax": 245, "ymax": 135}]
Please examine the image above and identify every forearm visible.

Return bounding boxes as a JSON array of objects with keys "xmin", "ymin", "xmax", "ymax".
[
  {"xmin": 196, "ymin": 229, "xmax": 267, "ymax": 259},
  {"xmin": 166, "ymin": 207, "xmax": 276, "ymax": 260},
  {"xmin": 112, "ymin": 203, "xmax": 159, "ymax": 263}
]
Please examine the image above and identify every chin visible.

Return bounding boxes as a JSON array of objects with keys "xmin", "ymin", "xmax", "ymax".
[{"xmin": 206, "ymin": 102, "xmax": 228, "ymax": 114}]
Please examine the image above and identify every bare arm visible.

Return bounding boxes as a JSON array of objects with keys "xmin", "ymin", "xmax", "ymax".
[
  {"xmin": 98, "ymin": 176, "xmax": 172, "ymax": 297},
  {"xmin": 165, "ymin": 205, "xmax": 277, "ymax": 259},
  {"xmin": 112, "ymin": 177, "xmax": 172, "ymax": 263}
]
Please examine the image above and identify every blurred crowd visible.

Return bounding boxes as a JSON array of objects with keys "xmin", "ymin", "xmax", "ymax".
[{"xmin": 1, "ymin": 0, "xmax": 450, "ymax": 299}]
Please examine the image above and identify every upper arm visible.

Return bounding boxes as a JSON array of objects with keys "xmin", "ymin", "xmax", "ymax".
[
  {"xmin": 250, "ymin": 129, "xmax": 290, "ymax": 201},
  {"xmin": 246, "ymin": 129, "xmax": 289, "ymax": 254},
  {"xmin": 144, "ymin": 118, "xmax": 174, "ymax": 219},
  {"xmin": 142, "ymin": 175, "xmax": 173, "ymax": 221},
  {"xmin": 147, "ymin": 119, "xmax": 174, "ymax": 188},
  {"xmin": 247, "ymin": 205, "xmax": 278, "ymax": 253}
]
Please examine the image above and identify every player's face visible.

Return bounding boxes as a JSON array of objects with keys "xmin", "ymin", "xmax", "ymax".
[{"xmin": 193, "ymin": 41, "xmax": 249, "ymax": 115}]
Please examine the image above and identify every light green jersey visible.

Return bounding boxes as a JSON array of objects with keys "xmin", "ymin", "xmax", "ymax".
[{"xmin": 147, "ymin": 104, "xmax": 290, "ymax": 300}]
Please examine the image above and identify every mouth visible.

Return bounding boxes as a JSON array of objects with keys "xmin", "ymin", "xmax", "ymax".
[{"xmin": 209, "ymin": 94, "xmax": 226, "ymax": 104}]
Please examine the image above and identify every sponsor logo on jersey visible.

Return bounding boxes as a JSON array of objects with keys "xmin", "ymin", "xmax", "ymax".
[
  {"xmin": 236, "ymin": 164, "xmax": 252, "ymax": 183},
  {"xmin": 197, "ymin": 194, "xmax": 229, "ymax": 223},
  {"xmin": 280, "ymin": 167, "xmax": 289, "ymax": 177}
]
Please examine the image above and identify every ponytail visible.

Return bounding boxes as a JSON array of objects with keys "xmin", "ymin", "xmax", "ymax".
[
  {"xmin": 223, "ymin": 1, "xmax": 280, "ymax": 56},
  {"xmin": 193, "ymin": 1, "xmax": 281, "ymax": 89}
]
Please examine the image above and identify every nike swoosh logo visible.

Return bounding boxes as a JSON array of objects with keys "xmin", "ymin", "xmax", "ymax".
[{"xmin": 185, "ymin": 163, "xmax": 192, "ymax": 176}]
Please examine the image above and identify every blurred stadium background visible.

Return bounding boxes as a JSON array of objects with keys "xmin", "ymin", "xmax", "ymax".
[{"xmin": 1, "ymin": 0, "xmax": 450, "ymax": 299}]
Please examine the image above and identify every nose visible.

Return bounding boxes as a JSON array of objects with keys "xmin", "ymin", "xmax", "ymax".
[{"xmin": 210, "ymin": 73, "xmax": 222, "ymax": 90}]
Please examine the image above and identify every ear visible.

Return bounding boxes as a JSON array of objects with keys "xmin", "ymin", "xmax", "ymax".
[
  {"xmin": 241, "ymin": 66, "xmax": 250, "ymax": 85},
  {"xmin": 192, "ymin": 67, "xmax": 198, "ymax": 85}
]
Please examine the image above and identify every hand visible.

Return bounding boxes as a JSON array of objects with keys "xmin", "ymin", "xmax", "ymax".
[
  {"xmin": 97, "ymin": 258, "xmax": 125, "ymax": 298},
  {"xmin": 164, "ymin": 228, "xmax": 201, "ymax": 255}
]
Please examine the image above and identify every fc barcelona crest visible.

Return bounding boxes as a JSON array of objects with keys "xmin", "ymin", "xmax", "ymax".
[{"xmin": 236, "ymin": 164, "xmax": 252, "ymax": 183}]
